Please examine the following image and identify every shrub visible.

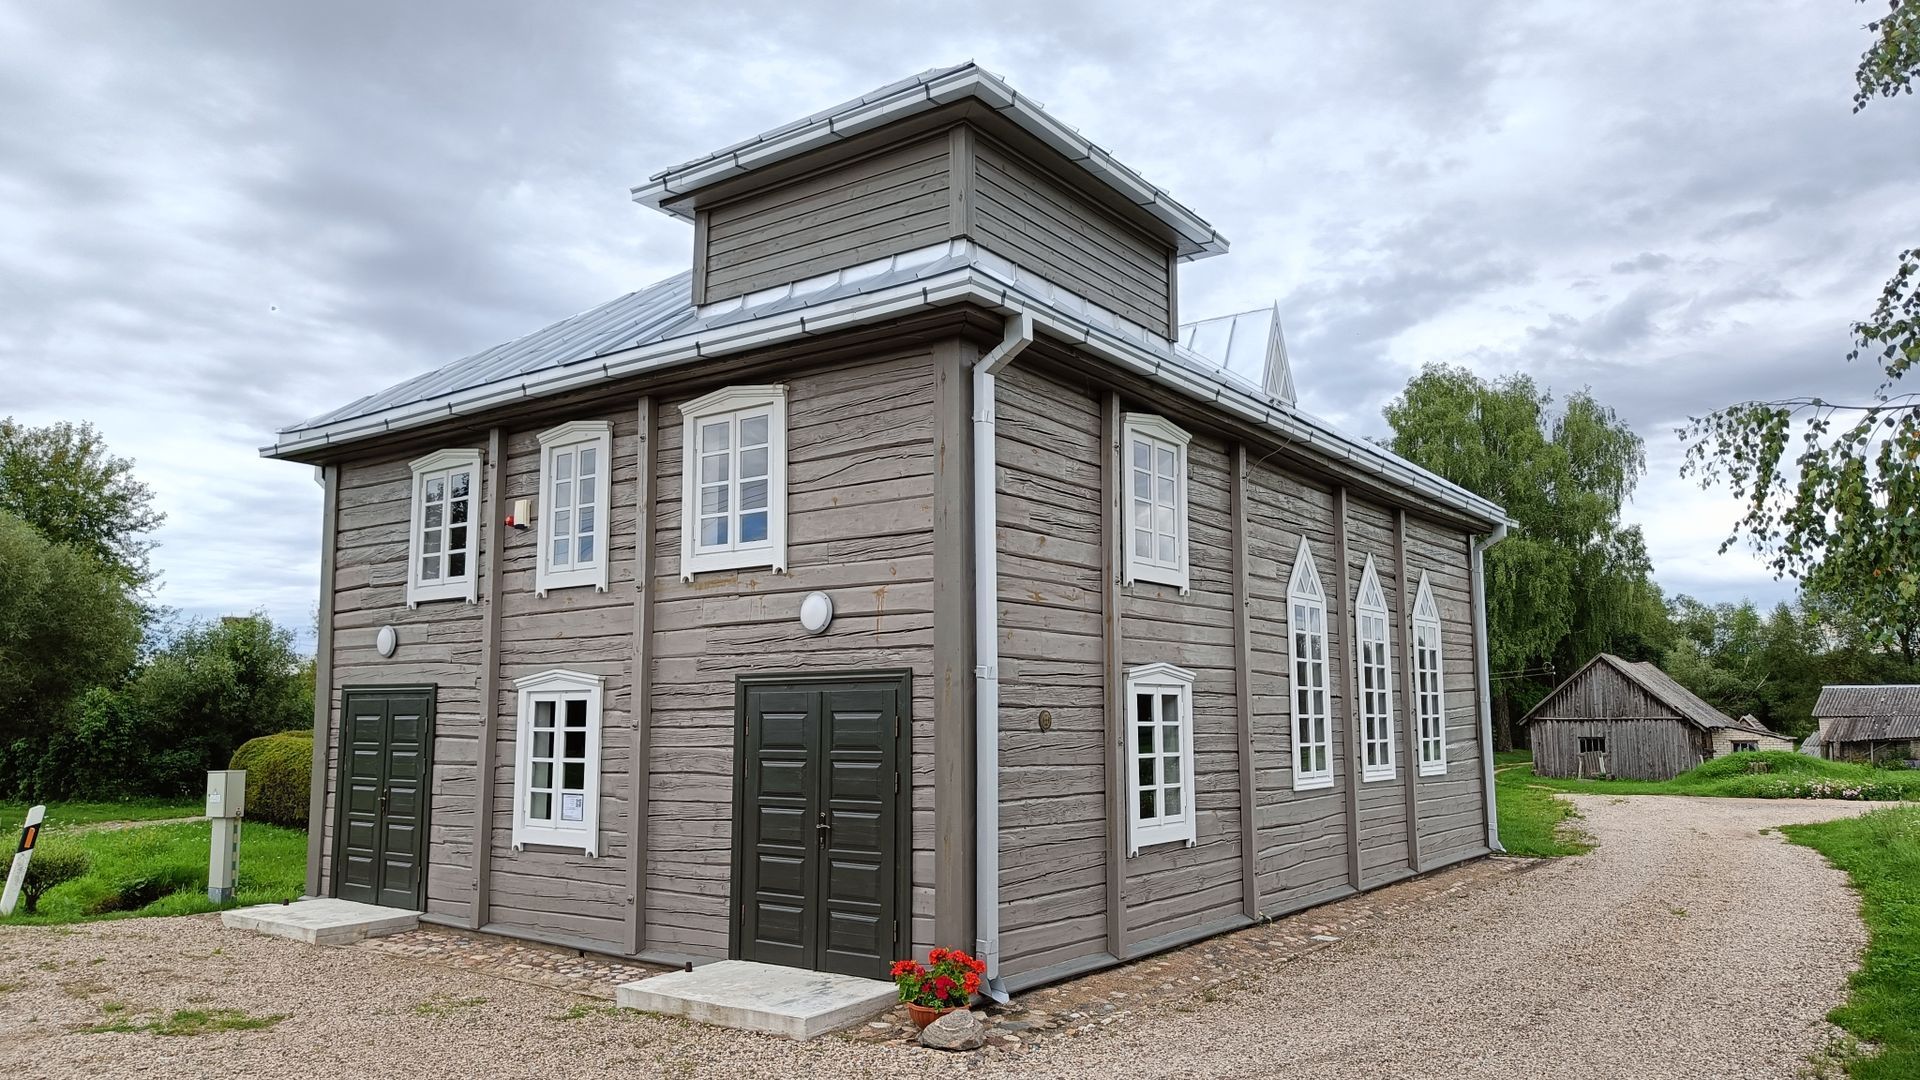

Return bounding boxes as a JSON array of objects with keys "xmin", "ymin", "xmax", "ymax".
[
  {"xmin": 229, "ymin": 731, "xmax": 312, "ymax": 828},
  {"xmin": 19, "ymin": 838, "xmax": 91, "ymax": 914},
  {"xmin": 83, "ymin": 862, "xmax": 201, "ymax": 915}
]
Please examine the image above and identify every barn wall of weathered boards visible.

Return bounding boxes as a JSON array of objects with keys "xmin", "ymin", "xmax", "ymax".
[{"xmin": 274, "ymin": 63, "xmax": 1508, "ymax": 993}]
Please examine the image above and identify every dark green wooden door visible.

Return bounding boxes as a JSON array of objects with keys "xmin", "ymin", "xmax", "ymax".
[
  {"xmin": 734, "ymin": 674, "xmax": 908, "ymax": 979},
  {"xmin": 333, "ymin": 687, "xmax": 434, "ymax": 910}
]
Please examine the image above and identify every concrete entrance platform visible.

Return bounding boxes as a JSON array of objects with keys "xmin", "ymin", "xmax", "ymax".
[
  {"xmin": 220, "ymin": 898, "xmax": 419, "ymax": 946},
  {"xmin": 615, "ymin": 960, "xmax": 897, "ymax": 1040}
]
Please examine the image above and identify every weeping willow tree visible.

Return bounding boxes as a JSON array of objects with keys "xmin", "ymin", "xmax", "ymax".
[{"xmin": 1385, "ymin": 365, "xmax": 1669, "ymax": 746}]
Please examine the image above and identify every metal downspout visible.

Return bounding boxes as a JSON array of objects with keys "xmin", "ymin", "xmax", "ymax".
[
  {"xmin": 972, "ymin": 313, "xmax": 1032, "ymax": 1002},
  {"xmin": 1471, "ymin": 522, "xmax": 1510, "ymax": 853}
]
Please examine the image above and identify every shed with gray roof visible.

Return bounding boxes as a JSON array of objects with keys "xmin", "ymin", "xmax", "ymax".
[{"xmin": 1812, "ymin": 685, "xmax": 1920, "ymax": 764}]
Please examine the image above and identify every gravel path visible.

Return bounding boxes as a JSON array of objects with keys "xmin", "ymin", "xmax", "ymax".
[{"xmin": 0, "ymin": 796, "xmax": 1884, "ymax": 1079}]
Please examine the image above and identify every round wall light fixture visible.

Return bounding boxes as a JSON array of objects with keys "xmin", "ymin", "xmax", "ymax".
[
  {"xmin": 375, "ymin": 625, "xmax": 399, "ymax": 658},
  {"xmin": 798, "ymin": 591, "xmax": 834, "ymax": 636}
]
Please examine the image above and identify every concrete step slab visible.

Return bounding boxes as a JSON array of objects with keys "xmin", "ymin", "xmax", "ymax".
[
  {"xmin": 616, "ymin": 960, "xmax": 897, "ymax": 1040},
  {"xmin": 221, "ymin": 898, "xmax": 419, "ymax": 946}
]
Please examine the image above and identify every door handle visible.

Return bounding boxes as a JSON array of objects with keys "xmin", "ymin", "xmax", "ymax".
[
  {"xmin": 380, "ymin": 790, "xmax": 391, "ymax": 813},
  {"xmin": 816, "ymin": 812, "xmax": 831, "ymax": 847}
]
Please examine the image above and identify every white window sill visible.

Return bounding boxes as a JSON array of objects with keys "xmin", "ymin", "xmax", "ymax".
[
  {"xmin": 1361, "ymin": 768, "xmax": 1398, "ymax": 784},
  {"xmin": 1126, "ymin": 562, "xmax": 1189, "ymax": 593},
  {"xmin": 1127, "ymin": 822, "xmax": 1195, "ymax": 856},
  {"xmin": 1418, "ymin": 761, "xmax": 1448, "ymax": 777},
  {"xmin": 535, "ymin": 567, "xmax": 608, "ymax": 597},
  {"xmin": 407, "ymin": 582, "xmax": 474, "ymax": 607},
  {"xmin": 512, "ymin": 825, "xmax": 598, "ymax": 856},
  {"xmin": 682, "ymin": 548, "xmax": 782, "ymax": 581},
  {"xmin": 1292, "ymin": 773, "xmax": 1335, "ymax": 792}
]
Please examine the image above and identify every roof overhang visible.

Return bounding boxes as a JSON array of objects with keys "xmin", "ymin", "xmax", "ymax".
[
  {"xmin": 629, "ymin": 63, "xmax": 1230, "ymax": 263},
  {"xmin": 263, "ymin": 262, "xmax": 1505, "ymax": 531}
]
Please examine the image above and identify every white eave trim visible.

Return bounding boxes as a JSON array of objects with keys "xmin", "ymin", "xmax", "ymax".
[
  {"xmin": 629, "ymin": 66, "xmax": 1229, "ymax": 261},
  {"xmin": 266, "ymin": 266, "xmax": 1507, "ymax": 530}
]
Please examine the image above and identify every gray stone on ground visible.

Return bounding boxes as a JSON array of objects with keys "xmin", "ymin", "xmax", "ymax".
[{"xmin": 919, "ymin": 1009, "xmax": 985, "ymax": 1051}]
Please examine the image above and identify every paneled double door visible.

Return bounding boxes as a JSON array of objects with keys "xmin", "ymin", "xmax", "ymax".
[
  {"xmin": 332, "ymin": 686, "xmax": 433, "ymax": 910},
  {"xmin": 732, "ymin": 672, "xmax": 910, "ymax": 980}
]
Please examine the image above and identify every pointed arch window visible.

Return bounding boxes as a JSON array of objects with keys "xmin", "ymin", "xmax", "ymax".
[
  {"xmin": 1288, "ymin": 538, "xmax": 1333, "ymax": 790},
  {"xmin": 1412, "ymin": 572, "xmax": 1448, "ymax": 776},
  {"xmin": 1356, "ymin": 555, "xmax": 1396, "ymax": 782}
]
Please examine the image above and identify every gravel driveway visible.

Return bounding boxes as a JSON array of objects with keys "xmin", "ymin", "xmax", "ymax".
[{"xmin": 0, "ymin": 795, "xmax": 1884, "ymax": 1079}]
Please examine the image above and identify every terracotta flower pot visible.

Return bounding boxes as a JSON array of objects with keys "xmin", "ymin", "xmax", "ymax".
[{"xmin": 907, "ymin": 1002, "xmax": 960, "ymax": 1030}]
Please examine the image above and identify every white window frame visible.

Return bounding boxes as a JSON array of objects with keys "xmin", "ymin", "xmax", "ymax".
[
  {"xmin": 1288, "ymin": 538, "xmax": 1334, "ymax": 791},
  {"xmin": 1125, "ymin": 662, "xmax": 1198, "ymax": 855},
  {"xmin": 1412, "ymin": 573, "xmax": 1448, "ymax": 776},
  {"xmin": 406, "ymin": 448, "xmax": 483, "ymax": 607},
  {"xmin": 1121, "ymin": 413, "xmax": 1191, "ymax": 593},
  {"xmin": 534, "ymin": 420, "xmax": 613, "ymax": 597},
  {"xmin": 679, "ymin": 384, "xmax": 788, "ymax": 581},
  {"xmin": 1355, "ymin": 555, "xmax": 1397, "ymax": 783},
  {"xmin": 511, "ymin": 668, "xmax": 604, "ymax": 855}
]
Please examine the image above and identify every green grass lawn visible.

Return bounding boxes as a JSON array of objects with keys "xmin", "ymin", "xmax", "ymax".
[
  {"xmin": 1494, "ymin": 752, "xmax": 1593, "ymax": 857},
  {"xmin": 12, "ymin": 799, "xmax": 206, "ymax": 830},
  {"xmin": 1, "ymin": 816, "xmax": 306, "ymax": 925},
  {"xmin": 1501, "ymin": 750, "xmax": 1920, "ymax": 801},
  {"xmin": 1782, "ymin": 807, "xmax": 1920, "ymax": 1080}
]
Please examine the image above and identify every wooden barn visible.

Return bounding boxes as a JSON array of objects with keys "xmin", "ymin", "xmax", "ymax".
[
  {"xmin": 1812, "ymin": 685, "xmax": 1920, "ymax": 765},
  {"xmin": 1519, "ymin": 654, "xmax": 1794, "ymax": 780},
  {"xmin": 267, "ymin": 64, "xmax": 1510, "ymax": 996}
]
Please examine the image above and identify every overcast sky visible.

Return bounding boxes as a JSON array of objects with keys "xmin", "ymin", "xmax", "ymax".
[{"xmin": 4, "ymin": 1, "xmax": 1914, "ymax": 647}]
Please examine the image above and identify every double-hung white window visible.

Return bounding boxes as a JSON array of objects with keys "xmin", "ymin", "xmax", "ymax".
[
  {"xmin": 406, "ymin": 448, "xmax": 482, "ymax": 607},
  {"xmin": 512, "ymin": 669, "xmax": 603, "ymax": 855},
  {"xmin": 1355, "ymin": 555, "xmax": 1396, "ymax": 782},
  {"xmin": 1121, "ymin": 413, "xmax": 1191, "ymax": 592},
  {"xmin": 1125, "ymin": 662, "xmax": 1197, "ymax": 854},
  {"xmin": 535, "ymin": 421, "xmax": 612, "ymax": 596},
  {"xmin": 1288, "ymin": 538, "xmax": 1333, "ymax": 790},
  {"xmin": 680, "ymin": 385, "xmax": 787, "ymax": 580},
  {"xmin": 1412, "ymin": 573, "xmax": 1448, "ymax": 776}
]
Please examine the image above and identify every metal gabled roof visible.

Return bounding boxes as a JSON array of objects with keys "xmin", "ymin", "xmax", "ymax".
[
  {"xmin": 630, "ymin": 62, "xmax": 1230, "ymax": 262},
  {"xmin": 1813, "ymin": 684, "xmax": 1920, "ymax": 719}
]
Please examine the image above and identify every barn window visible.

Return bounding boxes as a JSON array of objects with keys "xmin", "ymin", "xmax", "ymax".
[
  {"xmin": 1355, "ymin": 555, "xmax": 1396, "ymax": 782},
  {"xmin": 1579, "ymin": 736, "xmax": 1607, "ymax": 754},
  {"xmin": 535, "ymin": 421, "xmax": 612, "ymax": 596},
  {"xmin": 679, "ymin": 385, "xmax": 788, "ymax": 580},
  {"xmin": 512, "ymin": 669, "xmax": 604, "ymax": 855},
  {"xmin": 406, "ymin": 448, "xmax": 483, "ymax": 607},
  {"xmin": 1121, "ymin": 413, "xmax": 1191, "ymax": 593},
  {"xmin": 1732, "ymin": 740, "xmax": 1758, "ymax": 753},
  {"xmin": 1412, "ymin": 573, "xmax": 1447, "ymax": 776},
  {"xmin": 1125, "ymin": 662, "xmax": 1197, "ymax": 854},
  {"xmin": 1288, "ymin": 538, "xmax": 1333, "ymax": 791}
]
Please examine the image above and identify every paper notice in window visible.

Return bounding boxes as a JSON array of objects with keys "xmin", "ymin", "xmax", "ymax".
[{"xmin": 561, "ymin": 793, "xmax": 585, "ymax": 822}]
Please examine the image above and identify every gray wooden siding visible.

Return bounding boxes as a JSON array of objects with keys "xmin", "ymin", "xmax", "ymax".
[
  {"xmin": 1244, "ymin": 459, "xmax": 1351, "ymax": 912},
  {"xmin": 968, "ymin": 138, "xmax": 1174, "ymax": 336},
  {"xmin": 323, "ymin": 451, "xmax": 491, "ymax": 925},
  {"xmin": 483, "ymin": 410, "xmax": 641, "ymax": 950},
  {"xmin": 1403, "ymin": 517, "xmax": 1486, "ymax": 865},
  {"xmin": 700, "ymin": 137, "xmax": 953, "ymax": 304},
  {"xmin": 1344, "ymin": 498, "xmax": 1410, "ymax": 886},
  {"xmin": 1531, "ymin": 718, "xmax": 1704, "ymax": 780},
  {"xmin": 1117, "ymin": 430, "xmax": 1245, "ymax": 948},
  {"xmin": 1531, "ymin": 660, "xmax": 1678, "ymax": 724},
  {"xmin": 992, "ymin": 365, "xmax": 1112, "ymax": 978},
  {"xmin": 644, "ymin": 352, "xmax": 940, "ymax": 957}
]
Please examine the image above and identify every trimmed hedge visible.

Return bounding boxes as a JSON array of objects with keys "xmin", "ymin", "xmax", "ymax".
[{"xmin": 229, "ymin": 731, "xmax": 312, "ymax": 828}]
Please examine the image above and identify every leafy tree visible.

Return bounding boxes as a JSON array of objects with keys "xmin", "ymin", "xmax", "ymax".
[
  {"xmin": 0, "ymin": 511, "xmax": 142, "ymax": 748},
  {"xmin": 1681, "ymin": 2, "xmax": 1919, "ymax": 659},
  {"xmin": 0, "ymin": 418, "xmax": 164, "ymax": 593},
  {"xmin": 1385, "ymin": 365, "xmax": 1668, "ymax": 745},
  {"xmin": 1661, "ymin": 597, "xmax": 1827, "ymax": 737}
]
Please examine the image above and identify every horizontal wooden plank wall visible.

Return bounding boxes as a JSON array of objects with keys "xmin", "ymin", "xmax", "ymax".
[
  {"xmin": 993, "ymin": 365, "xmax": 1111, "ymax": 979},
  {"xmin": 1404, "ymin": 519, "xmax": 1489, "ymax": 863},
  {"xmin": 1243, "ymin": 456, "xmax": 1351, "ymax": 913},
  {"xmin": 484, "ymin": 408, "xmax": 643, "ymax": 949},
  {"xmin": 1117, "ymin": 429, "xmax": 1245, "ymax": 950},
  {"xmin": 326, "ymin": 448, "xmax": 491, "ymax": 925},
  {"xmin": 701, "ymin": 136, "xmax": 954, "ymax": 303},
  {"xmin": 644, "ymin": 351, "xmax": 942, "ymax": 957},
  {"xmin": 1344, "ymin": 496, "xmax": 1410, "ymax": 888},
  {"xmin": 968, "ymin": 137, "xmax": 1175, "ymax": 336}
]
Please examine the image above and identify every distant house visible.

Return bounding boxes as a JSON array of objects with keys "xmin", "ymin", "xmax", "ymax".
[
  {"xmin": 1518, "ymin": 654, "xmax": 1795, "ymax": 780},
  {"xmin": 1811, "ymin": 685, "xmax": 1920, "ymax": 765}
]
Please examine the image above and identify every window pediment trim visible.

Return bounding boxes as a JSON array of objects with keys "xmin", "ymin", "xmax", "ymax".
[
  {"xmin": 681, "ymin": 383, "xmax": 787, "ymax": 418},
  {"xmin": 536, "ymin": 419, "xmax": 612, "ymax": 448}
]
